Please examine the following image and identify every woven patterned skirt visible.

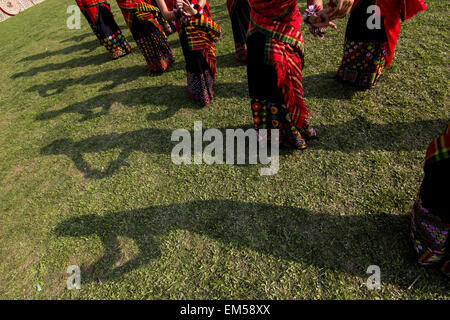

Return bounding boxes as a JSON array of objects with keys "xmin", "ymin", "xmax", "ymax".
[
  {"xmin": 150, "ymin": 0, "xmax": 176, "ymax": 36},
  {"xmin": 411, "ymin": 154, "xmax": 450, "ymax": 277},
  {"xmin": 129, "ymin": 15, "xmax": 174, "ymax": 72},
  {"xmin": 247, "ymin": 31, "xmax": 311, "ymax": 150},
  {"xmin": 227, "ymin": 0, "xmax": 251, "ymax": 62},
  {"xmin": 336, "ymin": 0, "xmax": 390, "ymax": 89},
  {"xmin": 81, "ymin": 4, "xmax": 131, "ymax": 59},
  {"xmin": 180, "ymin": 33, "xmax": 214, "ymax": 106}
]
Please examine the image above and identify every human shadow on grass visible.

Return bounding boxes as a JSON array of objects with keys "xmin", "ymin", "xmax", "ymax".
[
  {"xmin": 303, "ymin": 72, "xmax": 361, "ymax": 100},
  {"xmin": 159, "ymin": 52, "xmax": 245, "ymax": 75},
  {"xmin": 11, "ymin": 53, "xmax": 111, "ymax": 79},
  {"xmin": 28, "ymin": 66, "xmax": 149, "ymax": 97},
  {"xmin": 60, "ymin": 33, "xmax": 94, "ymax": 44},
  {"xmin": 25, "ymin": 52, "xmax": 242, "ymax": 97},
  {"xmin": 216, "ymin": 52, "xmax": 247, "ymax": 69},
  {"xmin": 167, "ymin": 38, "xmax": 181, "ymax": 50},
  {"xmin": 40, "ymin": 128, "xmax": 172, "ymax": 179},
  {"xmin": 53, "ymin": 200, "xmax": 448, "ymax": 292},
  {"xmin": 310, "ymin": 117, "xmax": 448, "ymax": 152},
  {"xmin": 35, "ymin": 82, "xmax": 246, "ymax": 122},
  {"xmin": 18, "ymin": 39, "xmax": 100, "ymax": 63},
  {"xmin": 40, "ymin": 118, "xmax": 446, "ymax": 179},
  {"xmin": 39, "ymin": 123, "xmax": 275, "ymax": 179}
]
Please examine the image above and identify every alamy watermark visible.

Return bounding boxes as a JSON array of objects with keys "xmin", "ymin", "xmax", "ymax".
[
  {"xmin": 366, "ymin": 265, "xmax": 381, "ymax": 290},
  {"xmin": 366, "ymin": 5, "xmax": 382, "ymax": 30},
  {"xmin": 66, "ymin": 5, "xmax": 81, "ymax": 30},
  {"xmin": 66, "ymin": 265, "xmax": 81, "ymax": 290},
  {"xmin": 171, "ymin": 121, "xmax": 279, "ymax": 176}
]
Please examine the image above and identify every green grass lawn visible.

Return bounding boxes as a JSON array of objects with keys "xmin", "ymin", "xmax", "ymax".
[{"xmin": 0, "ymin": 0, "xmax": 448, "ymax": 299}]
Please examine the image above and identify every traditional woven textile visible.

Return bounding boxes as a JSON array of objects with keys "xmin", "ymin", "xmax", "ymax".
[
  {"xmin": 251, "ymin": 99, "xmax": 306, "ymax": 149},
  {"xmin": 248, "ymin": 0, "xmax": 308, "ymax": 129},
  {"xmin": 116, "ymin": 0, "xmax": 174, "ymax": 71},
  {"xmin": 182, "ymin": 14, "xmax": 221, "ymax": 78},
  {"xmin": 411, "ymin": 200, "xmax": 449, "ymax": 266},
  {"xmin": 116, "ymin": 0, "xmax": 161, "ymax": 31},
  {"xmin": 76, "ymin": 0, "xmax": 109, "ymax": 24},
  {"xmin": 334, "ymin": 0, "xmax": 426, "ymax": 88},
  {"xmin": 187, "ymin": 70, "xmax": 214, "ymax": 106},
  {"xmin": 411, "ymin": 122, "xmax": 450, "ymax": 277},
  {"xmin": 425, "ymin": 123, "xmax": 450, "ymax": 167},
  {"xmin": 332, "ymin": 0, "xmax": 427, "ymax": 67},
  {"xmin": 337, "ymin": 40, "xmax": 389, "ymax": 89},
  {"xmin": 75, "ymin": 0, "xmax": 131, "ymax": 59}
]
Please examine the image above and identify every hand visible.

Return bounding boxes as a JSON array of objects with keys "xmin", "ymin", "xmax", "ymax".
[
  {"xmin": 329, "ymin": 0, "xmax": 354, "ymax": 19},
  {"xmin": 176, "ymin": 0, "xmax": 197, "ymax": 17},
  {"xmin": 309, "ymin": 8, "xmax": 338, "ymax": 30}
]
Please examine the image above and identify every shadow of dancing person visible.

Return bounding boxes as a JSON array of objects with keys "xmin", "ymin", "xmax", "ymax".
[{"xmin": 53, "ymin": 199, "xmax": 449, "ymax": 293}]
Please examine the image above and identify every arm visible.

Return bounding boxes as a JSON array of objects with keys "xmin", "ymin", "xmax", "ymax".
[
  {"xmin": 176, "ymin": 0, "xmax": 206, "ymax": 17},
  {"xmin": 329, "ymin": 0, "xmax": 354, "ymax": 19},
  {"xmin": 307, "ymin": 0, "xmax": 324, "ymax": 6},
  {"xmin": 155, "ymin": 0, "xmax": 177, "ymax": 21},
  {"xmin": 305, "ymin": 0, "xmax": 337, "ymax": 30}
]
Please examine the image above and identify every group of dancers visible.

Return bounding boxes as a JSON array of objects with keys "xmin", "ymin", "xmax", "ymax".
[
  {"xmin": 76, "ymin": 0, "xmax": 220, "ymax": 105},
  {"xmin": 76, "ymin": 0, "xmax": 429, "ymax": 149},
  {"xmin": 75, "ymin": 0, "xmax": 449, "ymax": 278}
]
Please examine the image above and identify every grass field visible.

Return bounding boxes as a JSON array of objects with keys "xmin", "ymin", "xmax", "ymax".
[{"xmin": 0, "ymin": 0, "xmax": 448, "ymax": 299}]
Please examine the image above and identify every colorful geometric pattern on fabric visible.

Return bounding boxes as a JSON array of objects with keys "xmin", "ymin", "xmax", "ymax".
[
  {"xmin": 98, "ymin": 29, "xmax": 132, "ymax": 59},
  {"xmin": 182, "ymin": 14, "xmax": 222, "ymax": 78},
  {"xmin": 116, "ymin": 0, "xmax": 174, "ymax": 72},
  {"xmin": 425, "ymin": 122, "xmax": 450, "ymax": 167},
  {"xmin": 250, "ymin": 0, "xmax": 298, "ymax": 23},
  {"xmin": 76, "ymin": 0, "xmax": 110, "ymax": 24},
  {"xmin": 267, "ymin": 37, "xmax": 308, "ymax": 129},
  {"xmin": 336, "ymin": 40, "xmax": 389, "ymax": 89},
  {"xmin": 151, "ymin": 0, "xmax": 176, "ymax": 36},
  {"xmin": 187, "ymin": 69, "xmax": 214, "ymax": 106},
  {"xmin": 248, "ymin": 17, "xmax": 304, "ymax": 56},
  {"xmin": 331, "ymin": 0, "xmax": 427, "ymax": 66},
  {"xmin": 76, "ymin": 0, "xmax": 131, "ymax": 59},
  {"xmin": 251, "ymin": 99, "xmax": 307, "ymax": 150},
  {"xmin": 116, "ymin": 0, "xmax": 162, "ymax": 31},
  {"xmin": 410, "ymin": 122, "xmax": 450, "ymax": 277},
  {"xmin": 135, "ymin": 28, "xmax": 174, "ymax": 71},
  {"xmin": 247, "ymin": 0, "xmax": 309, "ymax": 132},
  {"xmin": 410, "ymin": 200, "xmax": 449, "ymax": 267}
]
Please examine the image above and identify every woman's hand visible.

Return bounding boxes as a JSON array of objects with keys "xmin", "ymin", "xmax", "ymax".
[
  {"xmin": 176, "ymin": 0, "xmax": 197, "ymax": 17},
  {"xmin": 310, "ymin": 8, "xmax": 338, "ymax": 30},
  {"xmin": 329, "ymin": 0, "xmax": 354, "ymax": 19}
]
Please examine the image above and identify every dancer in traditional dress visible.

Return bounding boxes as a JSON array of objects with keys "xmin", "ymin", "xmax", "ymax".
[
  {"xmin": 226, "ymin": 0, "xmax": 251, "ymax": 62},
  {"xmin": 116, "ymin": 0, "xmax": 174, "ymax": 72},
  {"xmin": 410, "ymin": 122, "xmax": 450, "ymax": 277},
  {"xmin": 331, "ymin": 0, "xmax": 427, "ymax": 89},
  {"xmin": 75, "ymin": 0, "xmax": 131, "ymax": 59},
  {"xmin": 155, "ymin": 0, "xmax": 221, "ymax": 106},
  {"xmin": 247, "ymin": 0, "xmax": 352, "ymax": 150},
  {"xmin": 150, "ymin": 0, "xmax": 177, "ymax": 36}
]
